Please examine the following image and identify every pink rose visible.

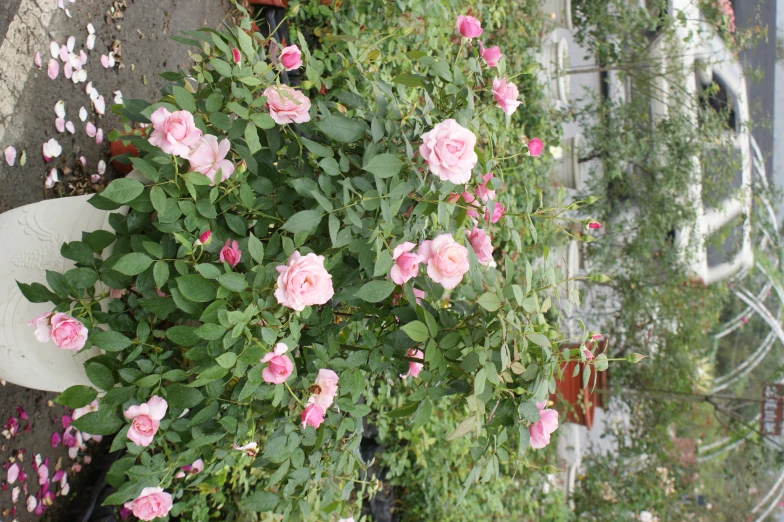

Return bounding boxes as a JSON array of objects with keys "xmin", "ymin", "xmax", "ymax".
[
  {"xmin": 49, "ymin": 313, "xmax": 88, "ymax": 351},
  {"xmin": 461, "ymin": 191, "xmax": 480, "ymax": 219},
  {"xmin": 310, "ymin": 369, "xmax": 339, "ymax": 410},
  {"xmin": 419, "ymin": 119, "xmax": 478, "ymax": 184},
  {"xmin": 479, "ymin": 42, "xmax": 502, "ymax": 67},
  {"xmin": 148, "ymin": 107, "xmax": 202, "ymax": 158},
  {"xmin": 301, "ymin": 403, "xmax": 325, "ymax": 429},
  {"xmin": 278, "ymin": 45, "xmax": 303, "ymax": 71},
  {"xmin": 219, "ymin": 239, "xmax": 242, "ymax": 268},
  {"xmin": 390, "ymin": 242, "xmax": 423, "ymax": 285},
  {"xmin": 181, "ymin": 459, "xmax": 204, "ymax": 475},
  {"xmin": 583, "ymin": 348, "xmax": 594, "ymax": 361},
  {"xmin": 124, "ymin": 487, "xmax": 173, "ymax": 521},
  {"xmin": 528, "ymin": 138, "xmax": 544, "ymax": 157},
  {"xmin": 263, "ymin": 85, "xmax": 311, "ymax": 125},
  {"xmin": 261, "ymin": 343, "xmax": 294, "ymax": 384},
  {"xmin": 456, "ymin": 15, "xmax": 483, "ymax": 38},
  {"xmin": 188, "ymin": 135, "xmax": 235, "ymax": 184},
  {"xmin": 475, "ymin": 172, "xmax": 496, "ymax": 202},
  {"xmin": 274, "ymin": 251, "xmax": 334, "ymax": 311},
  {"xmin": 232, "ymin": 47, "xmax": 241, "ymax": 64},
  {"xmin": 196, "ymin": 230, "xmax": 212, "ymax": 246},
  {"xmin": 529, "ymin": 401, "xmax": 559, "ymax": 449},
  {"xmin": 492, "ymin": 77, "xmax": 521, "ymax": 115},
  {"xmin": 124, "ymin": 396, "xmax": 167, "ymax": 447},
  {"xmin": 418, "ymin": 234, "xmax": 470, "ymax": 289},
  {"xmin": 28, "ymin": 312, "xmax": 53, "ymax": 343},
  {"xmin": 468, "ymin": 228, "xmax": 494, "ymax": 266},
  {"xmin": 485, "ymin": 202, "xmax": 505, "ymax": 224},
  {"xmin": 400, "ymin": 348, "xmax": 424, "ymax": 379}
]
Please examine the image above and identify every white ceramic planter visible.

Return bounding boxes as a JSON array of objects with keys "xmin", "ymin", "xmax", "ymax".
[
  {"xmin": 0, "ymin": 194, "xmax": 116, "ymax": 392},
  {"xmin": 551, "ymin": 135, "xmax": 582, "ymax": 189},
  {"xmin": 539, "ymin": 38, "xmax": 570, "ymax": 108},
  {"xmin": 541, "ymin": 0, "xmax": 573, "ymax": 30}
]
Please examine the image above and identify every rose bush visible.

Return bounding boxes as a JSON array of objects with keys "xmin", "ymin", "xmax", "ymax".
[{"xmin": 17, "ymin": 3, "xmax": 604, "ymax": 520}]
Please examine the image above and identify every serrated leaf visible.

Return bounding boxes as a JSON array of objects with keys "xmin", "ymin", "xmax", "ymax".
[
  {"xmin": 354, "ymin": 280, "xmax": 395, "ymax": 303},
  {"xmin": 401, "ymin": 321, "xmax": 429, "ymax": 343},
  {"xmin": 363, "ymin": 153, "xmax": 403, "ymax": 179},
  {"xmin": 446, "ymin": 415, "xmax": 476, "ymax": 440}
]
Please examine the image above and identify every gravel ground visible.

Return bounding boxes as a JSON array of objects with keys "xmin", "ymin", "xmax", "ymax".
[{"xmin": 0, "ymin": 1, "xmax": 231, "ymax": 520}]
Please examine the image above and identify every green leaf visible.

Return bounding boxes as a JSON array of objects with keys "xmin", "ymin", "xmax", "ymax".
[
  {"xmin": 392, "ymin": 73, "xmax": 425, "ymax": 87},
  {"xmin": 188, "ymin": 400, "xmax": 219, "ymax": 427},
  {"xmin": 113, "ymin": 253, "xmax": 153, "ymax": 276},
  {"xmin": 525, "ymin": 333, "xmax": 551, "ymax": 349},
  {"xmin": 195, "ymin": 263, "xmax": 221, "ymax": 279},
  {"xmin": 446, "ymin": 415, "xmax": 476, "ymax": 440},
  {"xmin": 189, "ymin": 366, "xmax": 229, "ymax": 387},
  {"xmin": 210, "ymin": 111, "xmax": 232, "ymax": 130},
  {"xmin": 166, "ymin": 325, "xmax": 201, "ymax": 347},
  {"xmin": 130, "ymin": 158, "xmax": 160, "ymax": 182},
  {"xmin": 218, "ymin": 272, "xmax": 248, "ymax": 292},
  {"xmin": 16, "ymin": 282, "xmax": 60, "ymax": 304},
  {"xmin": 401, "ymin": 321, "xmax": 429, "ymax": 343},
  {"xmin": 101, "ymin": 178, "xmax": 145, "ymax": 204},
  {"xmin": 236, "ymin": 30, "xmax": 254, "ymax": 61},
  {"xmin": 166, "ymin": 383, "xmax": 204, "ymax": 409},
  {"xmin": 316, "ymin": 115, "xmax": 365, "ymax": 143},
  {"xmin": 411, "ymin": 398, "xmax": 432, "ymax": 431},
  {"xmin": 300, "ymin": 137, "xmax": 332, "ymax": 158},
  {"xmin": 386, "ymin": 401, "xmax": 419, "ymax": 418},
  {"xmin": 210, "ymin": 58, "xmax": 233, "ymax": 78},
  {"xmin": 71, "ymin": 411, "xmax": 123, "ymax": 435},
  {"xmin": 245, "ymin": 123, "xmax": 261, "ymax": 155},
  {"xmin": 594, "ymin": 353, "xmax": 609, "ymax": 372},
  {"xmin": 89, "ymin": 331, "xmax": 133, "ymax": 352},
  {"xmin": 61, "ymin": 241, "xmax": 95, "ymax": 265},
  {"xmin": 241, "ymin": 491, "xmax": 280, "ymax": 512},
  {"xmin": 85, "ymin": 362, "xmax": 115, "ymax": 391},
  {"xmin": 172, "ymin": 85, "xmax": 197, "ymax": 112},
  {"xmin": 64, "ymin": 268, "xmax": 97, "ymax": 289},
  {"xmin": 248, "ymin": 234, "xmax": 264, "ymax": 264},
  {"xmin": 363, "ymin": 153, "xmax": 403, "ymax": 179},
  {"xmin": 176, "ymin": 275, "xmax": 217, "ymax": 302},
  {"xmin": 281, "ymin": 210, "xmax": 323, "ymax": 234},
  {"xmin": 518, "ymin": 401, "xmax": 541, "ymax": 423},
  {"xmin": 354, "ymin": 280, "xmax": 395, "ymax": 303},
  {"xmin": 249, "ymin": 112, "xmax": 275, "ymax": 130},
  {"xmin": 102, "ymin": 387, "xmax": 136, "ymax": 406},
  {"xmin": 216, "ymin": 352, "xmax": 238, "ymax": 369},
  {"xmin": 153, "ymin": 261, "xmax": 169, "ymax": 289},
  {"xmin": 195, "ymin": 323, "xmax": 227, "ymax": 341},
  {"xmin": 477, "ymin": 292, "xmax": 502, "ymax": 312},
  {"xmin": 55, "ymin": 385, "xmax": 97, "ymax": 408}
]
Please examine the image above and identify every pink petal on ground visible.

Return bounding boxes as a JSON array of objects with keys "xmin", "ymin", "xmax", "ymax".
[
  {"xmin": 17, "ymin": 470, "xmax": 26, "ymax": 482},
  {"xmin": 61, "ymin": 415, "xmax": 71, "ymax": 429},
  {"xmin": 114, "ymin": 90, "xmax": 123, "ymax": 104},
  {"xmin": 59, "ymin": 45, "xmax": 68, "ymax": 62},
  {"xmin": 42, "ymin": 139, "xmax": 61, "ymax": 161},
  {"xmin": 14, "ymin": 407, "xmax": 27, "ymax": 421},
  {"xmin": 47, "ymin": 59, "xmax": 59, "ymax": 79},
  {"xmin": 97, "ymin": 160, "xmax": 106, "ymax": 174},
  {"xmin": 60, "ymin": 481, "xmax": 70, "ymax": 495},
  {"xmin": 52, "ymin": 470, "xmax": 64, "ymax": 482},
  {"xmin": 54, "ymin": 100, "xmax": 65, "ymax": 118},
  {"xmin": 51, "ymin": 432, "xmax": 61, "ymax": 447},
  {"xmin": 7, "ymin": 463, "xmax": 19, "ymax": 484},
  {"xmin": 90, "ymin": 174, "xmax": 101, "ymax": 183},
  {"xmin": 26, "ymin": 495, "xmax": 36, "ymax": 512},
  {"xmin": 65, "ymin": 121, "xmax": 75, "ymax": 134},
  {"xmin": 55, "ymin": 118, "xmax": 65, "ymax": 133},
  {"xmin": 94, "ymin": 95, "xmax": 105, "ymax": 115},
  {"xmin": 35, "ymin": 502, "xmax": 44, "ymax": 516},
  {"xmin": 83, "ymin": 456, "xmax": 91, "ymax": 464},
  {"xmin": 73, "ymin": 68, "xmax": 87, "ymax": 83},
  {"xmin": 34, "ymin": 51, "xmax": 41, "ymax": 68},
  {"xmin": 86, "ymin": 34, "xmax": 95, "ymax": 50},
  {"xmin": 78, "ymin": 156, "xmax": 86, "ymax": 168},
  {"xmin": 11, "ymin": 486, "xmax": 19, "ymax": 503},
  {"xmin": 79, "ymin": 107, "xmax": 87, "ymax": 121},
  {"xmin": 100, "ymin": 54, "xmax": 111, "ymax": 68},
  {"xmin": 95, "ymin": 129, "xmax": 103, "ymax": 145},
  {"xmin": 85, "ymin": 122, "xmax": 96, "ymax": 137},
  {"xmin": 49, "ymin": 41, "xmax": 59, "ymax": 59},
  {"xmin": 87, "ymin": 23, "xmax": 95, "ymax": 35},
  {"xmin": 4, "ymin": 146, "xmax": 16, "ymax": 166},
  {"xmin": 57, "ymin": 0, "xmax": 64, "ymax": 8},
  {"xmin": 37, "ymin": 465, "xmax": 48, "ymax": 485},
  {"xmin": 45, "ymin": 169, "xmax": 58, "ymax": 189},
  {"xmin": 79, "ymin": 50, "xmax": 87, "ymax": 65},
  {"xmin": 63, "ymin": 61, "xmax": 73, "ymax": 79},
  {"xmin": 65, "ymin": 8, "xmax": 71, "ymax": 17},
  {"xmin": 67, "ymin": 36, "xmax": 75, "ymax": 52}
]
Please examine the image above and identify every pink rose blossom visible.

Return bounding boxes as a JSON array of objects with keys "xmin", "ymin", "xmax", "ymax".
[
  {"xmin": 124, "ymin": 487, "xmax": 173, "ymax": 521},
  {"xmin": 400, "ymin": 348, "xmax": 424, "ymax": 379},
  {"xmin": 418, "ymin": 233, "xmax": 470, "ymax": 289},
  {"xmin": 219, "ymin": 239, "xmax": 242, "ymax": 268},
  {"xmin": 310, "ymin": 369, "xmax": 339, "ymax": 410},
  {"xmin": 261, "ymin": 343, "xmax": 294, "ymax": 384},
  {"xmin": 28, "ymin": 312, "xmax": 53, "ymax": 342},
  {"xmin": 492, "ymin": 77, "xmax": 521, "ymax": 115},
  {"xmin": 301, "ymin": 403, "xmax": 325, "ymax": 429},
  {"xmin": 278, "ymin": 45, "xmax": 303, "ymax": 70},
  {"xmin": 528, "ymin": 138, "xmax": 544, "ymax": 157},
  {"xmin": 231, "ymin": 47, "xmax": 241, "ymax": 64},
  {"xmin": 419, "ymin": 119, "xmax": 478, "ymax": 184},
  {"xmin": 460, "ymin": 191, "xmax": 480, "ymax": 219},
  {"xmin": 485, "ymin": 202, "xmax": 505, "ymax": 224},
  {"xmin": 188, "ymin": 135, "xmax": 235, "ymax": 184},
  {"xmin": 181, "ymin": 459, "xmax": 204, "ymax": 475},
  {"xmin": 124, "ymin": 396, "xmax": 167, "ymax": 447},
  {"xmin": 475, "ymin": 172, "xmax": 496, "ymax": 202},
  {"xmin": 274, "ymin": 251, "xmax": 334, "ymax": 311},
  {"xmin": 49, "ymin": 313, "xmax": 88, "ymax": 351},
  {"xmin": 529, "ymin": 401, "xmax": 559, "ymax": 449},
  {"xmin": 456, "ymin": 15, "xmax": 483, "ymax": 38},
  {"xmin": 148, "ymin": 107, "xmax": 202, "ymax": 158},
  {"xmin": 479, "ymin": 42, "xmax": 502, "ymax": 67},
  {"xmin": 468, "ymin": 228, "xmax": 494, "ymax": 266},
  {"xmin": 390, "ymin": 242, "xmax": 423, "ymax": 285},
  {"xmin": 263, "ymin": 85, "xmax": 311, "ymax": 125},
  {"xmin": 583, "ymin": 348, "xmax": 594, "ymax": 361}
]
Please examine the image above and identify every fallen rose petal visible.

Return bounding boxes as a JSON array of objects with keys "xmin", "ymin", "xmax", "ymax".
[
  {"xmin": 52, "ymin": 470, "xmax": 64, "ymax": 483},
  {"xmin": 7, "ymin": 463, "xmax": 19, "ymax": 484},
  {"xmin": 66, "ymin": 121, "xmax": 75, "ymax": 134},
  {"xmin": 45, "ymin": 169, "xmax": 59, "ymax": 189},
  {"xmin": 95, "ymin": 129, "xmax": 103, "ymax": 145},
  {"xmin": 47, "ymin": 59, "xmax": 59, "ymax": 79},
  {"xmin": 61, "ymin": 415, "xmax": 71, "ymax": 429},
  {"xmin": 87, "ymin": 23, "xmax": 95, "ymax": 35},
  {"xmin": 15, "ymin": 407, "xmax": 27, "ymax": 421},
  {"xmin": 51, "ymin": 433, "xmax": 61, "ymax": 447},
  {"xmin": 54, "ymin": 100, "xmax": 65, "ymax": 118},
  {"xmin": 57, "ymin": 0, "xmax": 64, "ymax": 8},
  {"xmin": 49, "ymin": 42, "xmax": 59, "ymax": 59},
  {"xmin": 63, "ymin": 61, "xmax": 73, "ymax": 79},
  {"xmin": 4, "ymin": 146, "xmax": 16, "ymax": 167},
  {"xmin": 11, "ymin": 486, "xmax": 19, "ymax": 503},
  {"xmin": 55, "ymin": 118, "xmax": 65, "ymax": 133},
  {"xmin": 94, "ymin": 95, "xmax": 105, "ymax": 115},
  {"xmin": 86, "ymin": 82, "xmax": 98, "ymax": 101},
  {"xmin": 42, "ymin": 139, "xmax": 62, "ymax": 161},
  {"xmin": 24, "ymin": 423, "xmax": 30, "ymax": 433},
  {"xmin": 72, "ymin": 463, "xmax": 81, "ymax": 472},
  {"xmin": 17, "ymin": 470, "xmax": 26, "ymax": 483},
  {"xmin": 97, "ymin": 160, "xmax": 106, "ymax": 175},
  {"xmin": 65, "ymin": 8, "xmax": 71, "ymax": 17},
  {"xmin": 86, "ymin": 34, "xmax": 95, "ymax": 50},
  {"xmin": 114, "ymin": 90, "xmax": 123, "ymax": 104},
  {"xmin": 85, "ymin": 122, "xmax": 96, "ymax": 137},
  {"xmin": 68, "ymin": 52, "xmax": 81, "ymax": 70},
  {"xmin": 100, "ymin": 54, "xmax": 113, "ymax": 68},
  {"xmin": 79, "ymin": 107, "xmax": 87, "ymax": 122},
  {"xmin": 60, "ymin": 481, "xmax": 69, "ymax": 495},
  {"xmin": 34, "ymin": 51, "xmax": 42, "ymax": 68},
  {"xmin": 79, "ymin": 50, "xmax": 87, "ymax": 65},
  {"xmin": 26, "ymin": 495, "xmax": 36, "ymax": 512},
  {"xmin": 37, "ymin": 464, "xmax": 48, "ymax": 485},
  {"xmin": 72, "ymin": 68, "xmax": 87, "ymax": 83},
  {"xmin": 35, "ymin": 501, "xmax": 44, "ymax": 515},
  {"xmin": 59, "ymin": 45, "xmax": 68, "ymax": 62},
  {"xmin": 67, "ymin": 36, "xmax": 75, "ymax": 53}
]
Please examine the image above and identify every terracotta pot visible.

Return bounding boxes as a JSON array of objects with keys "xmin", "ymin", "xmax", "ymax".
[
  {"xmin": 248, "ymin": 0, "xmax": 288, "ymax": 6},
  {"xmin": 109, "ymin": 131, "xmax": 142, "ymax": 175},
  {"xmin": 551, "ymin": 338, "xmax": 610, "ymax": 429}
]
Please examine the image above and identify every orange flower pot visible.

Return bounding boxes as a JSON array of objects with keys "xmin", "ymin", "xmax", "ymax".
[
  {"xmin": 109, "ymin": 131, "xmax": 143, "ymax": 175},
  {"xmin": 550, "ymin": 338, "xmax": 609, "ymax": 429}
]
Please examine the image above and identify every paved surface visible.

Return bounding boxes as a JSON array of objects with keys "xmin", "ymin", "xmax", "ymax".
[{"xmin": 0, "ymin": 1, "xmax": 230, "ymax": 520}]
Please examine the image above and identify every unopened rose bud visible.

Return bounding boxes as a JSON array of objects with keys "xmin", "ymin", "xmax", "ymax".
[
  {"xmin": 237, "ymin": 160, "xmax": 247, "ymax": 174},
  {"xmin": 587, "ymin": 222, "xmax": 602, "ymax": 229},
  {"xmin": 626, "ymin": 353, "xmax": 647, "ymax": 364},
  {"xmin": 195, "ymin": 230, "xmax": 212, "ymax": 247},
  {"xmin": 232, "ymin": 48, "xmax": 241, "ymax": 65}
]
